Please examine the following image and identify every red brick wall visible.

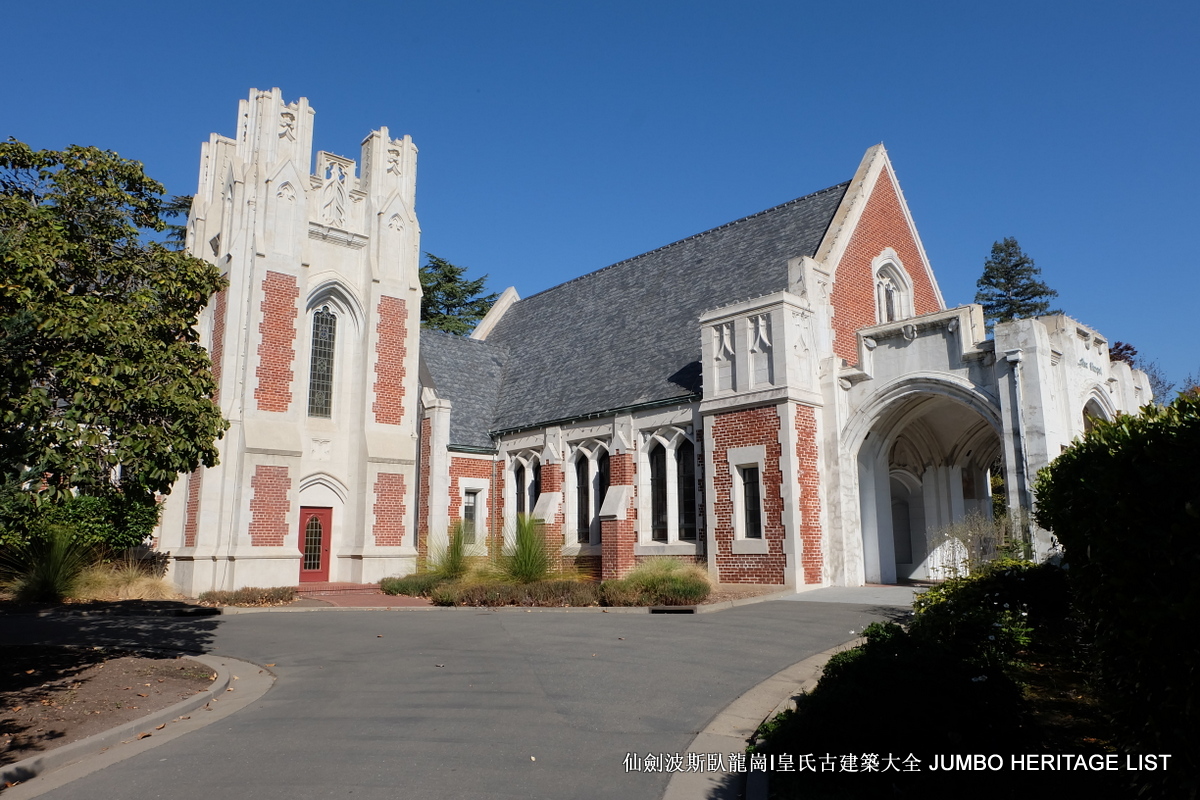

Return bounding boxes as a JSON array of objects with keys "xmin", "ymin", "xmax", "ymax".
[
  {"xmin": 248, "ymin": 465, "xmax": 291, "ymax": 546},
  {"xmin": 210, "ymin": 289, "xmax": 227, "ymax": 402},
  {"xmin": 711, "ymin": 406, "xmax": 787, "ymax": 584},
  {"xmin": 794, "ymin": 404, "xmax": 824, "ymax": 584},
  {"xmin": 254, "ymin": 272, "xmax": 299, "ymax": 412},
  {"xmin": 372, "ymin": 296, "xmax": 408, "ymax": 425},
  {"xmin": 830, "ymin": 166, "xmax": 942, "ymax": 363},
  {"xmin": 601, "ymin": 452, "xmax": 636, "ymax": 580},
  {"xmin": 447, "ymin": 455, "xmax": 505, "ymax": 547},
  {"xmin": 417, "ymin": 416, "xmax": 431, "ymax": 559},
  {"xmin": 183, "ymin": 469, "xmax": 202, "ymax": 548},
  {"xmin": 373, "ymin": 473, "xmax": 407, "ymax": 546}
]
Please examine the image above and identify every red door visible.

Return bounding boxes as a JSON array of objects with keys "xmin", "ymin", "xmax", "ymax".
[{"xmin": 298, "ymin": 506, "xmax": 332, "ymax": 582}]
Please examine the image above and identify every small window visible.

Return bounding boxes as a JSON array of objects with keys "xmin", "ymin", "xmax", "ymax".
[
  {"xmin": 514, "ymin": 464, "xmax": 526, "ymax": 515},
  {"xmin": 649, "ymin": 443, "xmax": 668, "ymax": 542},
  {"xmin": 741, "ymin": 466, "xmax": 762, "ymax": 539},
  {"xmin": 463, "ymin": 490, "xmax": 479, "ymax": 544},
  {"xmin": 575, "ymin": 457, "xmax": 590, "ymax": 543},
  {"xmin": 677, "ymin": 440, "xmax": 696, "ymax": 540},
  {"xmin": 307, "ymin": 306, "xmax": 336, "ymax": 417}
]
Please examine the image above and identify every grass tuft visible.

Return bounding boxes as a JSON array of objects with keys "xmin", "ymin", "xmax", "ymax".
[
  {"xmin": 198, "ymin": 586, "xmax": 297, "ymax": 606},
  {"xmin": 601, "ymin": 557, "xmax": 710, "ymax": 606}
]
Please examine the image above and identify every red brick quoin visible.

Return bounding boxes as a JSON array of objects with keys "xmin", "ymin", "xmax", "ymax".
[
  {"xmin": 448, "ymin": 456, "xmax": 500, "ymax": 544},
  {"xmin": 794, "ymin": 404, "xmax": 824, "ymax": 584},
  {"xmin": 248, "ymin": 465, "xmax": 291, "ymax": 546},
  {"xmin": 830, "ymin": 166, "xmax": 941, "ymax": 364},
  {"xmin": 372, "ymin": 296, "xmax": 408, "ymax": 425},
  {"xmin": 254, "ymin": 272, "xmax": 299, "ymax": 412},
  {"xmin": 210, "ymin": 289, "xmax": 228, "ymax": 402},
  {"xmin": 183, "ymin": 469, "xmax": 202, "ymax": 548},
  {"xmin": 711, "ymin": 406, "xmax": 787, "ymax": 584},
  {"xmin": 373, "ymin": 473, "xmax": 407, "ymax": 547},
  {"xmin": 601, "ymin": 452, "xmax": 637, "ymax": 581}
]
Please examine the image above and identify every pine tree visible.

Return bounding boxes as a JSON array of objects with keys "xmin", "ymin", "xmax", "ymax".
[
  {"xmin": 419, "ymin": 253, "xmax": 498, "ymax": 335},
  {"xmin": 974, "ymin": 237, "xmax": 1060, "ymax": 326}
]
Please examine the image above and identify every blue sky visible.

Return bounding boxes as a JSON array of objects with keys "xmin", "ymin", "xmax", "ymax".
[{"xmin": 6, "ymin": 1, "xmax": 1198, "ymax": 388}]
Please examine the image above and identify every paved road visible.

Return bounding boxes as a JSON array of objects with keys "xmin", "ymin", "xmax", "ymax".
[{"xmin": 2, "ymin": 598, "xmax": 910, "ymax": 800}]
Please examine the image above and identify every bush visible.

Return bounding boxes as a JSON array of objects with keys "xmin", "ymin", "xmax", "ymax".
[
  {"xmin": 0, "ymin": 524, "xmax": 96, "ymax": 603},
  {"xmin": 0, "ymin": 487, "xmax": 159, "ymax": 551},
  {"xmin": 910, "ymin": 558, "xmax": 1069, "ymax": 668},
  {"xmin": 431, "ymin": 579, "xmax": 599, "ymax": 607},
  {"xmin": 601, "ymin": 558, "xmax": 710, "ymax": 606},
  {"xmin": 380, "ymin": 573, "xmax": 446, "ymax": 597},
  {"xmin": 498, "ymin": 515, "xmax": 552, "ymax": 584},
  {"xmin": 429, "ymin": 522, "xmax": 470, "ymax": 580},
  {"xmin": 197, "ymin": 586, "xmax": 296, "ymax": 606},
  {"xmin": 1035, "ymin": 395, "xmax": 1200, "ymax": 796},
  {"xmin": 74, "ymin": 557, "xmax": 180, "ymax": 601}
]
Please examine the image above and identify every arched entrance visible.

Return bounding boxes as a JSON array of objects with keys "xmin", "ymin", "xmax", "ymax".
[{"xmin": 849, "ymin": 380, "xmax": 1003, "ymax": 584}]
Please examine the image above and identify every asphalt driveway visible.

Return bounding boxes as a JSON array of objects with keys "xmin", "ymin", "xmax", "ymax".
[{"xmin": 1, "ymin": 598, "xmax": 909, "ymax": 800}]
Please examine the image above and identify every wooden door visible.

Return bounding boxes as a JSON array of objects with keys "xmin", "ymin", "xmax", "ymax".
[{"xmin": 298, "ymin": 506, "xmax": 333, "ymax": 582}]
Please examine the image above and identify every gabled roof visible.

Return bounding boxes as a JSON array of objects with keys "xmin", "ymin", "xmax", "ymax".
[
  {"xmin": 418, "ymin": 329, "xmax": 507, "ymax": 450},
  {"xmin": 420, "ymin": 180, "xmax": 848, "ymax": 445}
]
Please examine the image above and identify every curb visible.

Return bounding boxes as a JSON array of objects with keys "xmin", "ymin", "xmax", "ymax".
[
  {"xmin": 2, "ymin": 654, "xmax": 234, "ymax": 788},
  {"xmin": 662, "ymin": 641, "xmax": 855, "ymax": 800}
]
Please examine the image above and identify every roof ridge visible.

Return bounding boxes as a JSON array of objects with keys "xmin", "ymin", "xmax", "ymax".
[{"xmin": 519, "ymin": 181, "xmax": 851, "ymax": 303}]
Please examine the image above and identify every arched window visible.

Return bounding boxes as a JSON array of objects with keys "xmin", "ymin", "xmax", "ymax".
[
  {"xmin": 307, "ymin": 305, "xmax": 337, "ymax": 417},
  {"xmin": 575, "ymin": 456, "xmax": 590, "ymax": 543},
  {"xmin": 511, "ymin": 454, "xmax": 541, "ymax": 517},
  {"xmin": 874, "ymin": 258, "xmax": 913, "ymax": 325},
  {"xmin": 514, "ymin": 464, "xmax": 526, "ymax": 515},
  {"xmin": 649, "ymin": 442, "xmax": 668, "ymax": 542},
  {"xmin": 677, "ymin": 439, "xmax": 696, "ymax": 540}
]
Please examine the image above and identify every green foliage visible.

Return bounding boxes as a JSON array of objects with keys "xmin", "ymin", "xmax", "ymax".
[
  {"xmin": 1035, "ymin": 395, "xmax": 1200, "ymax": 794},
  {"xmin": 498, "ymin": 515, "xmax": 552, "ymax": 584},
  {"xmin": 430, "ymin": 522, "xmax": 470, "ymax": 580},
  {"xmin": 0, "ymin": 141, "xmax": 228, "ymax": 512},
  {"xmin": 0, "ymin": 488, "xmax": 158, "ymax": 551},
  {"xmin": 161, "ymin": 194, "xmax": 192, "ymax": 251},
  {"xmin": 419, "ymin": 253, "xmax": 498, "ymax": 335},
  {"xmin": 1, "ymin": 524, "xmax": 95, "ymax": 603},
  {"xmin": 911, "ymin": 558, "xmax": 1068, "ymax": 668},
  {"xmin": 380, "ymin": 572, "xmax": 446, "ymax": 597},
  {"xmin": 974, "ymin": 237, "xmax": 1060, "ymax": 327},
  {"xmin": 600, "ymin": 557, "xmax": 711, "ymax": 606},
  {"xmin": 432, "ymin": 579, "xmax": 599, "ymax": 607},
  {"xmin": 197, "ymin": 586, "xmax": 296, "ymax": 606}
]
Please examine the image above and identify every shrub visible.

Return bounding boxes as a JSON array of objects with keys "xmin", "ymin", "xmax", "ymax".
[
  {"xmin": 429, "ymin": 522, "xmax": 470, "ymax": 580},
  {"xmin": 1, "ymin": 524, "xmax": 96, "ymax": 603},
  {"xmin": 431, "ymin": 579, "xmax": 600, "ymax": 607},
  {"xmin": 910, "ymin": 558, "xmax": 1069, "ymax": 668},
  {"xmin": 380, "ymin": 573, "xmax": 446, "ymax": 597},
  {"xmin": 74, "ymin": 557, "xmax": 180, "ymax": 601},
  {"xmin": 0, "ymin": 488, "xmax": 159, "ymax": 551},
  {"xmin": 601, "ymin": 557, "xmax": 710, "ymax": 606},
  {"xmin": 197, "ymin": 586, "xmax": 296, "ymax": 606},
  {"xmin": 925, "ymin": 510, "xmax": 1029, "ymax": 578},
  {"xmin": 498, "ymin": 515, "xmax": 552, "ymax": 584},
  {"xmin": 1035, "ymin": 395, "xmax": 1200, "ymax": 795}
]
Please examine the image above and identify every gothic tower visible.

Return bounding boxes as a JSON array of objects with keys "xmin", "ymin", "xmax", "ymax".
[{"xmin": 160, "ymin": 89, "xmax": 422, "ymax": 592}]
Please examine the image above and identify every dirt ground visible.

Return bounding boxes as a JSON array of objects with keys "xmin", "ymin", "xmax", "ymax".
[{"xmin": 0, "ymin": 645, "xmax": 215, "ymax": 767}]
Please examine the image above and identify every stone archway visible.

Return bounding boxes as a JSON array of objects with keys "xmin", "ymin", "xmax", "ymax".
[{"xmin": 849, "ymin": 382, "xmax": 1003, "ymax": 584}]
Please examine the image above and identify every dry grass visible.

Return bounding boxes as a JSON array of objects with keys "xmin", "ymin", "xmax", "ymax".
[{"xmin": 72, "ymin": 561, "xmax": 181, "ymax": 601}]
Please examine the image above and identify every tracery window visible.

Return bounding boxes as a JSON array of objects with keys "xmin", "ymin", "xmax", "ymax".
[
  {"xmin": 571, "ymin": 444, "xmax": 611, "ymax": 545},
  {"xmin": 643, "ymin": 428, "xmax": 700, "ymax": 545},
  {"xmin": 874, "ymin": 260, "xmax": 913, "ymax": 325},
  {"xmin": 307, "ymin": 306, "xmax": 337, "ymax": 417}
]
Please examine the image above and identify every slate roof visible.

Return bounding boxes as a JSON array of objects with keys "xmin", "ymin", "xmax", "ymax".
[
  {"xmin": 418, "ymin": 329, "xmax": 507, "ymax": 450},
  {"xmin": 419, "ymin": 180, "xmax": 848, "ymax": 446}
]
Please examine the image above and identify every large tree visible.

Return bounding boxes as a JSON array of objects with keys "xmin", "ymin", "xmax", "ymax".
[
  {"xmin": 974, "ymin": 237, "xmax": 1060, "ymax": 326},
  {"xmin": 0, "ymin": 140, "xmax": 228, "ymax": 511},
  {"xmin": 419, "ymin": 253, "xmax": 498, "ymax": 335}
]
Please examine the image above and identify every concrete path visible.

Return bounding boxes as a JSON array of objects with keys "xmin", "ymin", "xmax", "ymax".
[{"xmin": 1, "ymin": 594, "xmax": 912, "ymax": 800}]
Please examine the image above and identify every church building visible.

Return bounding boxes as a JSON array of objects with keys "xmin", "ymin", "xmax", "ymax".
[{"xmin": 160, "ymin": 90, "xmax": 1150, "ymax": 595}]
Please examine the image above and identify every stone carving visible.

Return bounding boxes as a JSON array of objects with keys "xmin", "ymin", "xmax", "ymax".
[
  {"xmin": 276, "ymin": 182, "xmax": 295, "ymax": 201},
  {"xmin": 279, "ymin": 110, "xmax": 296, "ymax": 141},
  {"xmin": 321, "ymin": 162, "xmax": 347, "ymax": 227},
  {"xmin": 387, "ymin": 148, "xmax": 402, "ymax": 175},
  {"xmin": 388, "ymin": 213, "xmax": 404, "ymax": 232},
  {"xmin": 311, "ymin": 439, "xmax": 331, "ymax": 461}
]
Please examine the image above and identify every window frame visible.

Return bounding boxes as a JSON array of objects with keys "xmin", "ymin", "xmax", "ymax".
[
  {"xmin": 726, "ymin": 444, "xmax": 769, "ymax": 553},
  {"xmin": 637, "ymin": 427, "xmax": 701, "ymax": 548}
]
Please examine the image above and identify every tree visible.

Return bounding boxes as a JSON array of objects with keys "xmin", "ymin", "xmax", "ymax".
[
  {"xmin": 161, "ymin": 194, "xmax": 192, "ymax": 251},
  {"xmin": 0, "ymin": 140, "xmax": 228, "ymax": 520},
  {"xmin": 974, "ymin": 237, "xmax": 1060, "ymax": 327},
  {"xmin": 419, "ymin": 253, "xmax": 498, "ymax": 335},
  {"xmin": 1109, "ymin": 341, "xmax": 1175, "ymax": 404}
]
